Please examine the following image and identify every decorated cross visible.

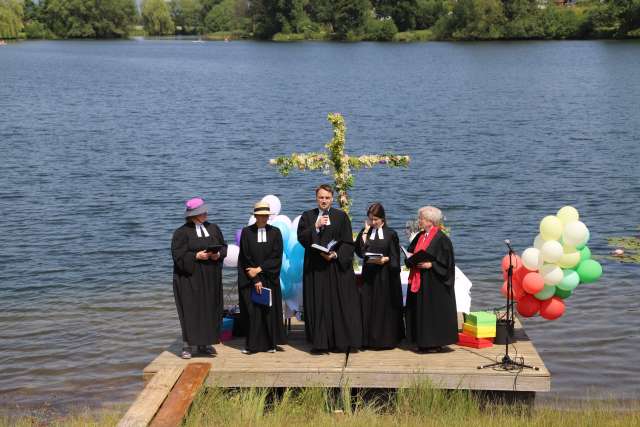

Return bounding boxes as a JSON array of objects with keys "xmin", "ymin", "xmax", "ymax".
[{"xmin": 270, "ymin": 113, "xmax": 410, "ymax": 215}]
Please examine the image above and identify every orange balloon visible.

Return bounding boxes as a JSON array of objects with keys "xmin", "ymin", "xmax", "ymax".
[
  {"xmin": 540, "ymin": 297, "xmax": 565, "ymax": 320},
  {"xmin": 522, "ymin": 272, "xmax": 545, "ymax": 294},
  {"xmin": 517, "ymin": 294, "xmax": 540, "ymax": 317},
  {"xmin": 501, "ymin": 253, "xmax": 522, "ymax": 274}
]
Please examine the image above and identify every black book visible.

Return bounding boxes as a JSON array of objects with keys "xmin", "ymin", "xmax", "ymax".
[
  {"xmin": 405, "ymin": 250, "xmax": 436, "ymax": 267},
  {"xmin": 205, "ymin": 244, "xmax": 224, "ymax": 253}
]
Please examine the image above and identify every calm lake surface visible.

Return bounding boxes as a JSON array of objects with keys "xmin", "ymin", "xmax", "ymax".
[{"xmin": 1, "ymin": 39, "xmax": 639, "ymax": 411}]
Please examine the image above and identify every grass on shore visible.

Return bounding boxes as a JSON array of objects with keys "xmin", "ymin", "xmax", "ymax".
[
  {"xmin": 184, "ymin": 384, "xmax": 640, "ymax": 427},
  {"xmin": 0, "ymin": 407, "xmax": 122, "ymax": 427},
  {"xmin": 2, "ymin": 385, "xmax": 638, "ymax": 426}
]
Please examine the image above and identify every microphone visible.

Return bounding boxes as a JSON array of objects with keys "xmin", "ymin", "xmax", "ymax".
[
  {"xmin": 504, "ymin": 239, "xmax": 514, "ymax": 253},
  {"xmin": 319, "ymin": 210, "xmax": 329, "ymax": 231}
]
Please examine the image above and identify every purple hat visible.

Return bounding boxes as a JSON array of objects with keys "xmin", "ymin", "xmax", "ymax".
[{"xmin": 184, "ymin": 197, "xmax": 209, "ymax": 218}]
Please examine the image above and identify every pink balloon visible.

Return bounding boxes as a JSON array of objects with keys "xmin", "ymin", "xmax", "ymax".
[{"xmin": 501, "ymin": 254, "xmax": 522, "ymax": 274}]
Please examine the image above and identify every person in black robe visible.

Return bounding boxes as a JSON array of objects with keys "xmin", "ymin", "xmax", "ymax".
[
  {"xmin": 405, "ymin": 205, "xmax": 458, "ymax": 352},
  {"xmin": 297, "ymin": 184, "xmax": 362, "ymax": 352},
  {"xmin": 171, "ymin": 197, "xmax": 227, "ymax": 359},
  {"xmin": 355, "ymin": 203, "xmax": 405, "ymax": 349},
  {"xmin": 237, "ymin": 201, "xmax": 287, "ymax": 354}
]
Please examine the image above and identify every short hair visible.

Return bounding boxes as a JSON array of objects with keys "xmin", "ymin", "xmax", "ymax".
[
  {"xmin": 315, "ymin": 184, "xmax": 334, "ymax": 195},
  {"xmin": 418, "ymin": 206, "xmax": 442, "ymax": 227},
  {"xmin": 367, "ymin": 202, "xmax": 386, "ymax": 221}
]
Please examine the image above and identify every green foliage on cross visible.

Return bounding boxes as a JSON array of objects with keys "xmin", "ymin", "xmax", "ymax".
[{"xmin": 270, "ymin": 113, "xmax": 410, "ymax": 215}]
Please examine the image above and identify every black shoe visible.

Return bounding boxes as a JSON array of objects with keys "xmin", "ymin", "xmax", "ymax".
[{"xmin": 197, "ymin": 345, "xmax": 216, "ymax": 356}]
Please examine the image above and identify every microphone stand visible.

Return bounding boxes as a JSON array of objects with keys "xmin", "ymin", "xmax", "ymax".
[{"xmin": 478, "ymin": 240, "xmax": 538, "ymax": 371}]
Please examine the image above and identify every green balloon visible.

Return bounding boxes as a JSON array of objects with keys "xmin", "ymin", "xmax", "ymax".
[
  {"xmin": 555, "ymin": 287, "xmax": 572, "ymax": 299},
  {"xmin": 534, "ymin": 284, "xmax": 556, "ymax": 301},
  {"xmin": 579, "ymin": 246, "xmax": 591, "ymax": 262},
  {"xmin": 577, "ymin": 259, "xmax": 602, "ymax": 283},
  {"xmin": 557, "ymin": 269, "xmax": 580, "ymax": 291}
]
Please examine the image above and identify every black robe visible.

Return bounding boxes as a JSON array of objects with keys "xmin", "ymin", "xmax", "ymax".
[
  {"xmin": 171, "ymin": 221, "xmax": 227, "ymax": 346},
  {"xmin": 237, "ymin": 224, "xmax": 287, "ymax": 352},
  {"xmin": 297, "ymin": 207, "xmax": 363, "ymax": 351},
  {"xmin": 355, "ymin": 225, "xmax": 405, "ymax": 349},
  {"xmin": 404, "ymin": 230, "xmax": 458, "ymax": 348}
]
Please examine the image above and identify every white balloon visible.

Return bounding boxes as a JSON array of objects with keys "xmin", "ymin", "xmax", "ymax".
[
  {"xmin": 533, "ymin": 234, "xmax": 546, "ymax": 250},
  {"xmin": 247, "ymin": 215, "xmax": 256, "ymax": 226},
  {"xmin": 540, "ymin": 263, "xmax": 563, "ymax": 285},
  {"xmin": 541, "ymin": 240, "xmax": 564, "ymax": 263},
  {"xmin": 261, "ymin": 194, "xmax": 282, "ymax": 215},
  {"xmin": 563, "ymin": 221, "xmax": 588, "ymax": 247},
  {"xmin": 291, "ymin": 215, "xmax": 302, "ymax": 232},
  {"xmin": 223, "ymin": 244, "xmax": 240, "ymax": 268},
  {"xmin": 272, "ymin": 214, "xmax": 292, "ymax": 227},
  {"xmin": 521, "ymin": 247, "xmax": 542, "ymax": 271}
]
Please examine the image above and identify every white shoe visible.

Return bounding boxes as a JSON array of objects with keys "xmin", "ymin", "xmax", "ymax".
[
  {"xmin": 267, "ymin": 348, "xmax": 276, "ymax": 353},
  {"xmin": 241, "ymin": 349, "xmax": 251, "ymax": 355}
]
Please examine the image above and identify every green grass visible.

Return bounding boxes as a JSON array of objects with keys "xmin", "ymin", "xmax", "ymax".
[
  {"xmin": 393, "ymin": 29, "xmax": 434, "ymax": 42},
  {"xmin": 183, "ymin": 385, "xmax": 640, "ymax": 427},
  {"xmin": 0, "ymin": 407, "xmax": 122, "ymax": 427}
]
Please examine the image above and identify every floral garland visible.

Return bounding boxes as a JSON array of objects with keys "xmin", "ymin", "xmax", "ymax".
[{"xmin": 269, "ymin": 113, "xmax": 410, "ymax": 215}]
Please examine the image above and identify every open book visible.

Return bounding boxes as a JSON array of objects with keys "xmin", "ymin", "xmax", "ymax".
[{"xmin": 311, "ymin": 239, "xmax": 339, "ymax": 253}]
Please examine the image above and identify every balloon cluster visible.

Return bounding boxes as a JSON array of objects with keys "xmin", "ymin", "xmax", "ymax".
[
  {"xmin": 223, "ymin": 195, "xmax": 305, "ymax": 308},
  {"xmin": 500, "ymin": 206, "xmax": 603, "ymax": 321}
]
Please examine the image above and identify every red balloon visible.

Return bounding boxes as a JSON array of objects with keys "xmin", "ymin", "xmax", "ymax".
[
  {"xmin": 540, "ymin": 297, "xmax": 565, "ymax": 320},
  {"xmin": 522, "ymin": 272, "xmax": 544, "ymax": 294},
  {"xmin": 501, "ymin": 280, "xmax": 526, "ymax": 301},
  {"xmin": 517, "ymin": 294, "xmax": 540, "ymax": 317},
  {"xmin": 515, "ymin": 267, "xmax": 535, "ymax": 285},
  {"xmin": 501, "ymin": 253, "xmax": 522, "ymax": 274}
]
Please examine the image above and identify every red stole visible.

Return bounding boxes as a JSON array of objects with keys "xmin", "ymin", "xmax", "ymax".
[{"xmin": 408, "ymin": 228, "xmax": 439, "ymax": 293}]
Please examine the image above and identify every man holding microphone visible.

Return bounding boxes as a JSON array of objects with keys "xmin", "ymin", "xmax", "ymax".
[{"xmin": 297, "ymin": 184, "xmax": 363, "ymax": 353}]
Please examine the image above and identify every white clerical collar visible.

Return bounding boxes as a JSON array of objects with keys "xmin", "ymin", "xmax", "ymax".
[
  {"xmin": 370, "ymin": 227, "xmax": 384, "ymax": 240},
  {"xmin": 195, "ymin": 223, "xmax": 209, "ymax": 238},
  {"xmin": 257, "ymin": 227, "xmax": 267, "ymax": 243}
]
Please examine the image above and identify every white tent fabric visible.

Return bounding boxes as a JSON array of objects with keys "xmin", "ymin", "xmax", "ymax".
[{"xmin": 400, "ymin": 266, "xmax": 472, "ymax": 313}]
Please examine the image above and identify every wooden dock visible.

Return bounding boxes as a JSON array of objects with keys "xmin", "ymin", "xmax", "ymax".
[
  {"xmin": 121, "ymin": 317, "xmax": 551, "ymax": 425},
  {"xmin": 143, "ymin": 317, "xmax": 550, "ymax": 393}
]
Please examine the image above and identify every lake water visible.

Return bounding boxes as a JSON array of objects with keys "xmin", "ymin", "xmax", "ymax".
[{"xmin": 1, "ymin": 39, "xmax": 639, "ymax": 412}]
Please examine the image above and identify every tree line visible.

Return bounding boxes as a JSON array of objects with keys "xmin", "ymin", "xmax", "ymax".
[{"xmin": 1, "ymin": 0, "xmax": 639, "ymax": 41}]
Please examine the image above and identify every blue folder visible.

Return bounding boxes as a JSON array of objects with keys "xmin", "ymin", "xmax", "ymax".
[{"xmin": 251, "ymin": 287, "xmax": 272, "ymax": 307}]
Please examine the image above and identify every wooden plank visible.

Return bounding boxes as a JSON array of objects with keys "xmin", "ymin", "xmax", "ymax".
[
  {"xmin": 118, "ymin": 366, "xmax": 184, "ymax": 427},
  {"xmin": 150, "ymin": 363, "xmax": 211, "ymax": 427},
  {"xmin": 140, "ymin": 316, "xmax": 551, "ymax": 394}
]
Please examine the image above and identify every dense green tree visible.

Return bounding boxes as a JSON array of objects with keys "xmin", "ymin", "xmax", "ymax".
[
  {"xmin": 373, "ymin": 0, "xmax": 417, "ymax": 31},
  {"xmin": 306, "ymin": 0, "xmax": 333, "ymax": 26},
  {"xmin": 435, "ymin": 0, "xmax": 505, "ymax": 40},
  {"xmin": 414, "ymin": 0, "xmax": 447, "ymax": 29},
  {"xmin": 251, "ymin": 0, "xmax": 310, "ymax": 38},
  {"xmin": 334, "ymin": 0, "xmax": 370, "ymax": 39},
  {"xmin": 589, "ymin": 0, "xmax": 640, "ymax": 37},
  {"xmin": 41, "ymin": 0, "xmax": 136, "ymax": 38},
  {"xmin": 204, "ymin": 0, "xmax": 247, "ymax": 32},
  {"xmin": 171, "ymin": 0, "xmax": 203, "ymax": 34},
  {"xmin": 0, "ymin": 0, "xmax": 24, "ymax": 38},
  {"xmin": 365, "ymin": 14, "xmax": 397, "ymax": 40},
  {"xmin": 142, "ymin": 0, "xmax": 175, "ymax": 35}
]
